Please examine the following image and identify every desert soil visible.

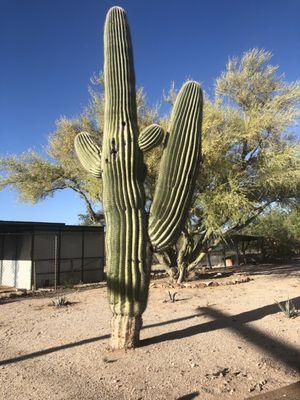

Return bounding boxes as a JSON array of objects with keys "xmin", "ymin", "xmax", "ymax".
[{"xmin": 0, "ymin": 263, "xmax": 299, "ymax": 400}]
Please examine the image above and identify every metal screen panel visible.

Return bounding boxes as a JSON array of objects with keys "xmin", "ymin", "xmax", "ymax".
[
  {"xmin": 84, "ymin": 231, "xmax": 104, "ymax": 257},
  {"xmin": 33, "ymin": 229, "xmax": 104, "ymax": 288},
  {"xmin": 0, "ymin": 228, "xmax": 104, "ymax": 289},
  {"xmin": 34, "ymin": 233, "xmax": 55, "ymax": 260},
  {"xmin": 3, "ymin": 235, "xmax": 18, "ymax": 260},
  {"xmin": 60, "ymin": 232, "xmax": 82, "ymax": 258}
]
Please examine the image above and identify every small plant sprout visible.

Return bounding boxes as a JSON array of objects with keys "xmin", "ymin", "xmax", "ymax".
[
  {"xmin": 275, "ymin": 297, "xmax": 298, "ymax": 318},
  {"xmin": 168, "ymin": 291, "xmax": 178, "ymax": 303},
  {"xmin": 51, "ymin": 296, "xmax": 70, "ymax": 308}
]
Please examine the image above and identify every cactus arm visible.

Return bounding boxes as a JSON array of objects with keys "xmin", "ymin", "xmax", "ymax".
[
  {"xmin": 149, "ymin": 81, "xmax": 203, "ymax": 251},
  {"xmin": 138, "ymin": 124, "xmax": 164, "ymax": 152},
  {"xmin": 74, "ymin": 132, "xmax": 102, "ymax": 177},
  {"xmin": 102, "ymin": 7, "xmax": 149, "ymax": 349}
]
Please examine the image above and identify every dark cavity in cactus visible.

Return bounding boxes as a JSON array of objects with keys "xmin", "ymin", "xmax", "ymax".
[{"xmin": 74, "ymin": 6, "xmax": 203, "ymax": 349}]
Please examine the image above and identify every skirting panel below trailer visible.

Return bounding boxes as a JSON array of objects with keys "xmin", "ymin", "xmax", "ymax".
[{"xmin": 0, "ymin": 260, "xmax": 31, "ymax": 290}]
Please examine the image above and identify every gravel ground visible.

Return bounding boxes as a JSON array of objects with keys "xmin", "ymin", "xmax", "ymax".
[{"xmin": 0, "ymin": 263, "xmax": 299, "ymax": 400}]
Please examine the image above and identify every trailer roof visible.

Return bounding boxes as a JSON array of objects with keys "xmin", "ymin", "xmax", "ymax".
[{"xmin": 0, "ymin": 220, "xmax": 104, "ymax": 233}]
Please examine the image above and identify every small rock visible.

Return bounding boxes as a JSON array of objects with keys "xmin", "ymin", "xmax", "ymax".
[
  {"xmin": 206, "ymin": 281, "xmax": 219, "ymax": 287},
  {"xmin": 249, "ymin": 380, "xmax": 267, "ymax": 392}
]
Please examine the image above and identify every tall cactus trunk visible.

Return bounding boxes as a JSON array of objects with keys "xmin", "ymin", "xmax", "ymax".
[
  {"xmin": 74, "ymin": 6, "xmax": 203, "ymax": 349},
  {"xmin": 102, "ymin": 7, "xmax": 149, "ymax": 349}
]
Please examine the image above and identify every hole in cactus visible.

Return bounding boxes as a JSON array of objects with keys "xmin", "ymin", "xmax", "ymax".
[
  {"xmin": 121, "ymin": 121, "xmax": 126, "ymax": 126},
  {"xmin": 110, "ymin": 138, "xmax": 118, "ymax": 158}
]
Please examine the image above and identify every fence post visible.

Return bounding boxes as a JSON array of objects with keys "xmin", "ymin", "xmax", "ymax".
[
  {"xmin": 205, "ymin": 242, "xmax": 212, "ymax": 269},
  {"xmin": 222, "ymin": 242, "xmax": 227, "ymax": 267},
  {"xmin": 235, "ymin": 241, "xmax": 240, "ymax": 267}
]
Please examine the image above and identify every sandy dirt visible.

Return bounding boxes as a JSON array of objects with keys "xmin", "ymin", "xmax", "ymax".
[{"xmin": 0, "ymin": 263, "xmax": 299, "ymax": 400}]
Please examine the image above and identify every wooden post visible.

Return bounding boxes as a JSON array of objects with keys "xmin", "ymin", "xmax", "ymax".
[
  {"xmin": 235, "ymin": 240, "xmax": 240, "ymax": 267},
  {"xmin": 222, "ymin": 242, "xmax": 227, "ymax": 268},
  {"xmin": 260, "ymin": 237, "xmax": 265, "ymax": 262},
  {"xmin": 242, "ymin": 241, "xmax": 247, "ymax": 264},
  {"xmin": 206, "ymin": 245, "xmax": 212, "ymax": 269}
]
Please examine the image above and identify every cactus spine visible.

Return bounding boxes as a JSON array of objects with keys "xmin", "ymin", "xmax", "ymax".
[{"xmin": 74, "ymin": 6, "xmax": 203, "ymax": 349}]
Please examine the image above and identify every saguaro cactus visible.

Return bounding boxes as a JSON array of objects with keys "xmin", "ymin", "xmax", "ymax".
[{"xmin": 75, "ymin": 6, "xmax": 203, "ymax": 349}]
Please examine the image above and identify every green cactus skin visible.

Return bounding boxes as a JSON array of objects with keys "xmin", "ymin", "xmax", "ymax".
[
  {"xmin": 149, "ymin": 81, "xmax": 203, "ymax": 251},
  {"xmin": 74, "ymin": 6, "xmax": 202, "ymax": 349},
  {"xmin": 74, "ymin": 132, "xmax": 102, "ymax": 177},
  {"xmin": 138, "ymin": 124, "xmax": 164, "ymax": 152},
  {"xmin": 102, "ymin": 6, "xmax": 150, "ymax": 349}
]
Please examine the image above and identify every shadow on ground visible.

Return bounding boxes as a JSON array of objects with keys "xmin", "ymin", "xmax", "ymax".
[
  {"xmin": 0, "ymin": 313, "xmax": 199, "ymax": 366},
  {"xmin": 235, "ymin": 261, "xmax": 300, "ymax": 277},
  {"xmin": 245, "ymin": 381, "xmax": 300, "ymax": 400},
  {"xmin": 194, "ymin": 260, "xmax": 300, "ymax": 280},
  {"xmin": 1, "ymin": 297, "xmax": 299, "ymax": 374},
  {"xmin": 176, "ymin": 392, "xmax": 200, "ymax": 400},
  {"xmin": 142, "ymin": 296, "xmax": 300, "ymax": 373}
]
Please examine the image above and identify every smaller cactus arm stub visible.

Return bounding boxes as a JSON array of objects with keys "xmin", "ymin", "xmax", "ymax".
[
  {"xmin": 149, "ymin": 81, "xmax": 203, "ymax": 251},
  {"xmin": 138, "ymin": 124, "xmax": 164, "ymax": 152},
  {"xmin": 74, "ymin": 132, "xmax": 102, "ymax": 177}
]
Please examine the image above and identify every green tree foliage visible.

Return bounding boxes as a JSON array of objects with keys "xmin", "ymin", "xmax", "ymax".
[
  {"xmin": 0, "ymin": 115, "xmax": 102, "ymax": 222},
  {"xmin": 1, "ymin": 49, "xmax": 300, "ymax": 280},
  {"xmin": 155, "ymin": 49, "xmax": 300, "ymax": 281},
  {"xmin": 0, "ymin": 77, "xmax": 159, "ymax": 224},
  {"xmin": 244, "ymin": 207, "xmax": 300, "ymax": 258}
]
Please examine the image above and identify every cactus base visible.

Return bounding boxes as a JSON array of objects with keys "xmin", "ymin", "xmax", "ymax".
[{"xmin": 110, "ymin": 314, "xmax": 143, "ymax": 349}]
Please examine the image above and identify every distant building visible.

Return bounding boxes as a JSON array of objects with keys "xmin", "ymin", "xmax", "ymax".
[
  {"xmin": 0, "ymin": 221, "xmax": 105, "ymax": 290},
  {"xmin": 200, "ymin": 234, "xmax": 264, "ymax": 268}
]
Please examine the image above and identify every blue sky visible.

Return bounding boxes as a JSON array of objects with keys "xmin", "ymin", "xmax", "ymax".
[{"xmin": 1, "ymin": 0, "xmax": 299, "ymax": 224}]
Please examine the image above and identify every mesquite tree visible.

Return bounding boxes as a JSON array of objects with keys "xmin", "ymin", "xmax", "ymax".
[{"xmin": 74, "ymin": 7, "xmax": 202, "ymax": 349}]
